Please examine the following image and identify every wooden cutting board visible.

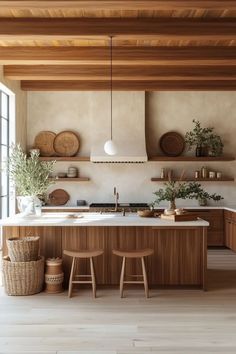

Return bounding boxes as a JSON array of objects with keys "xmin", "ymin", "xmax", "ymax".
[
  {"xmin": 48, "ymin": 189, "xmax": 70, "ymax": 206},
  {"xmin": 160, "ymin": 213, "xmax": 198, "ymax": 222}
]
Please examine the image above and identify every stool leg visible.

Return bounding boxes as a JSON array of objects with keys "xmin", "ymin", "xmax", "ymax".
[
  {"xmin": 68, "ymin": 257, "xmax": 76, "ymax": 298},
  {"xmin": 120, "ymin": 257, "xmax": 126, "ymax": 298},
  {"xmin": 141, "ymin": 257, "xmax": 149, "ymax": 298},
  {"xmin": 90, "ymin": 257, "xmax": 96, "ymax": 298}
]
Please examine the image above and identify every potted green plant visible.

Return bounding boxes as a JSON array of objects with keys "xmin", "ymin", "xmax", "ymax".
[
  {"xmin": 7, "ymin": 144, "xmax": 55, "ymax": 215},
  {"xmin": 154, "ymin": 180, "xmax": 223, "ymax": 210},
  {"xmin": 185, "ymin": 119, "xmax": 223, "ymax": 157}
]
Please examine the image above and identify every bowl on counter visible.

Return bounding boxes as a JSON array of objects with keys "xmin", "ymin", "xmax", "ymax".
[{"xmin": 137, "ymin": 209, "xmax": 155, "ymax": 218}]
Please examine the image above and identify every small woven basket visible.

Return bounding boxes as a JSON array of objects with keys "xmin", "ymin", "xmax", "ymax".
[
  {"xmin": 3, "ymin": 256, "xmax": 44, "ymax": 296},
  {"xmin": 7, "ymin": 236, "xmax": 40, "ymax": 262}
]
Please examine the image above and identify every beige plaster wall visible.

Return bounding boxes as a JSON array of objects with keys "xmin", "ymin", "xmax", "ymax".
[
  {"xmin": 0, "ymin": 65, "xmax": 27, "ymax": 148},
  {"xmin": 27, "ymin": 91, "xmax": 236, "ymax": 207}
]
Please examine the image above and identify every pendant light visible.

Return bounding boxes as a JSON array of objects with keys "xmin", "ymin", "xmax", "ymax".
[{"xmin": 104, "ymin": 35, "xmax": 117, "ymax": 156}]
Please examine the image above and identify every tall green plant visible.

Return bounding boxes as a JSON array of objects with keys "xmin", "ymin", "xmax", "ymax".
[{"xmin": 8, "ymin": 144, "xmax": 55, "ymax": 196}]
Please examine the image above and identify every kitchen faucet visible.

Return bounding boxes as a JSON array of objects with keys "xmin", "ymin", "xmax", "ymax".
[{"xmin": 114, "ymin": 187, "xmax": 119, "ymax": 212}]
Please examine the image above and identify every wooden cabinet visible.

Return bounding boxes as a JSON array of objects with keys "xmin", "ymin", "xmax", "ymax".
[
  {"xmin": 186, "ymin": 209, "xmax": 224, "ymax": 246},
  {"xmin": 224, "ymin": 210, "xmax": 236, "ymax": 252}
]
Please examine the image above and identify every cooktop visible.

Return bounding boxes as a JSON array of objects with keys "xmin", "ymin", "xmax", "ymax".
[{"xmin": 90, "ymin": 203, "xmax": 149, "ymax": 208}]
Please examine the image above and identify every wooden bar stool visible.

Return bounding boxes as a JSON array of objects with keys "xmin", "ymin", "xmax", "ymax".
[
  {"xmin": 112, "ymin": 248, "xmax": 154, "ymax": 298},
  {"xmin": 63, "ymin": 249, "xmax": 103, "ymax": 298}
]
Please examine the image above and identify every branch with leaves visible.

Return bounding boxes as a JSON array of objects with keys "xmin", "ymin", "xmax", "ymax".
[{"xmin": 153, "ymin": 180, "xmax": 223, "ymax": 207}]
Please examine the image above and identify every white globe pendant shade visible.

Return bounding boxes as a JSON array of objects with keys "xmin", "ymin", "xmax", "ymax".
[{"xmin": 104, "ymin": 139, "xmax": 117, "ymax": 155}]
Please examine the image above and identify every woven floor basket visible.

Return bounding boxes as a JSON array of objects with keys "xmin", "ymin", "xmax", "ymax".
[
  {"xmin": 3, "ymin": 256, "xmax": 44, "ymax": 296},
  {"xmin": 7, "ymin": 236, "xmax": 40, "ymax": 262}
]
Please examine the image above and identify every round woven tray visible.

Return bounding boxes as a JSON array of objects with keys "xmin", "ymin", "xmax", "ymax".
[
  {"xmin": 159, "ymin": 131, "xmax": 185, "ymax": 157},
  {"xmin": 34, "ymin": 131, "xmax": 56, "ymax": 157},
  {"xmin": 53, "ymin": 131, "xmax": 80, "ymax": 157},
  {"xmin": 3, "ymin": 256, "xmax": 44, "ymax": 296}
]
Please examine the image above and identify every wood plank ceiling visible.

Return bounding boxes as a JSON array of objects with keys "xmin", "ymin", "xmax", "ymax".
[{"xmin": 0, "ymin": 1, "xmax": 236, "ymax": 91}]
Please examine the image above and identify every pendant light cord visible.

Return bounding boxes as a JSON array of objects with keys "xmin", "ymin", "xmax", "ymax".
[{"xmin": 110, "ymin": 35, "xmax": 113, "ymax": 140}]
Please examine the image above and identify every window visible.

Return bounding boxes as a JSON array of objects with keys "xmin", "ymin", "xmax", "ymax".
[
  {"xmin": 0, "ymin": 83, "xmax": 15, "ymax": 220},
  {"xmin": 0, "ymin": 90, "xmax": 10, "ymax": 219}
]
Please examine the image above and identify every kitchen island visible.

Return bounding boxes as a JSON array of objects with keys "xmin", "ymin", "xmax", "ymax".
[{"xmin": 1, "ymin": 212, "xmax": 209, "ymax": 290}]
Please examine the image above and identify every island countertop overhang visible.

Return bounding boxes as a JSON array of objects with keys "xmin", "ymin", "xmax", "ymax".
[{"xmin": 0, "ymin": 212, "xmax": 209, "ymax": 228}]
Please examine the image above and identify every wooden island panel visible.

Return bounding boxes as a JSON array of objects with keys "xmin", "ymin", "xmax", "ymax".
[
  {"xmin": 2, "ymin": 225, "xmax": 207, "ymax": 289},
  {"xmin": 61, "ymin": 226, "xmax": 206, "ymax": 288},
  {"xmin": 151, "ymin": 228, "xmax": 206, "ymax": 286}
]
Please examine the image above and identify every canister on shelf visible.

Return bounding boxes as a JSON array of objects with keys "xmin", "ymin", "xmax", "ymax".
[
  {"xmin": 167, "ymin": 169, "xmax": 173, "ymax": 180},
  {"xmin": 160, "ymin": 168, "xmax": 166, "ymax": 179},
  {"xmin": 209, "ymin": 171, "xmax": 216, "ymax": 179},
  {"xmin": 67, "ymin": 166, "xmax": 78, "ymax": 178},
  {"xmin": 201, "ymin": 166, "xmax": 208, "ymax": 179},
  {"xmin": 194, "ymin": 170, "xmax": 200, "ymax": 179},
  {"xmin": 216, "ymin": 172, "xmax": 222, "ymax": 179}
]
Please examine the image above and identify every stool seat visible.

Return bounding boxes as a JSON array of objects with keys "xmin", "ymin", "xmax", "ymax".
[
  {"xmin": 113, "ymin": 248, "xmax": 154, "ymax": 298},
  {"xmin": 113, "ymin": 248, "xmax": 153, "ymax": 258},
  {"xmin": 63, "ymin": 249, "xmax": 103, "ymax": 298},
  {"xmin": 64, "ymin": 249, "xmax": 103, "ymax": 259}
]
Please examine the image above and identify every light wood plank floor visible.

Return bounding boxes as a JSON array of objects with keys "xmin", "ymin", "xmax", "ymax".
[{"xmin": 1, "ymin": 249, "xmax": 236, "ymax": 354}]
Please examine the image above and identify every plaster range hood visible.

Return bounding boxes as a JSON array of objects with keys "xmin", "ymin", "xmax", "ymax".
[{"xmin": 90, "ymin": 92, "xmax": 148, "ymax": 163}]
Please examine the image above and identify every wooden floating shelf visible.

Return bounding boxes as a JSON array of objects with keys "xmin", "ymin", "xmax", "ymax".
[
  {"xmin": 151, "ymin": 177, "xmax": 234, "ymax": 182},
  {"xmin": 50, "ymin": 177, "xmax": 90, "ymax": 182},
  {"xmin": 39, "ymin": 156, "xmax": 90, "ymax": 161},
  {"xmin": 149, "ymin": 155, "xmax": 235, "ymax": 162},
  {"xmin": 39, "ymin": 156, "xmax": 235, "ymax": 163}
]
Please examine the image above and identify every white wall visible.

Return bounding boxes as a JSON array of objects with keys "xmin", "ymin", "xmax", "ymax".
[{"xmin": 27, "ymin": 91, "xmax": 236, "ymax": 207}]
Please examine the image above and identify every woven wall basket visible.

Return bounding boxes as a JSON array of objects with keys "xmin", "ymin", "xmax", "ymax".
[
  {"xmin": 7, "ymin": 236, "xmax": 40, "ymax": 262},
  {"xmin": 3, "ymin": 256, "xmax": 44, "ymax": 296}
]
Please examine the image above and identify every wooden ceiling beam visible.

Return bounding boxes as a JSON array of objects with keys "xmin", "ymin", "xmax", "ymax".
[
  {"xmin": 1, "ymin": 1, "xmax": 236, "ymax": 11},
  {"xmin": 0, "ymin": 18, "xmax": 235, "ymax": 40},
  {"xmin": 21, "ymin": 80, "xmax": 236, "ymax": 91},
  {"xmin": 1, "ymin": 47, "xmax": 236, "ymax": 66},
  {"xmin": 5, "ymin": 65, "xmax": 236, "ymax": 81}
]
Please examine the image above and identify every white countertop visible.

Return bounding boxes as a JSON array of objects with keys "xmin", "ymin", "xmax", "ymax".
[
  {"xmin": 0, "ymin": 212, "xmax": 209, "ymax": 227},
  {"xmin": 42, "ymin": 206, "xmax": 90, "ymax": 210},
  {"xmin": 42, "ymin": 205, "xmax": 236, "ymax": 212}
]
